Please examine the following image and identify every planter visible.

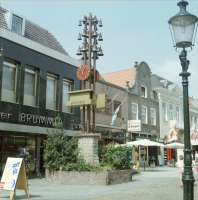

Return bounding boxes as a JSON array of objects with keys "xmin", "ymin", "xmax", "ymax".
[{"xmin": 45, "ymin": 167, "xmax": 133, "ymax": 186}]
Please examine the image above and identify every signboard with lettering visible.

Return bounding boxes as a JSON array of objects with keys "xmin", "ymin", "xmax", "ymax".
[
  {"xmin": 128, "ymin": 120, "xmax": 141, "ymax": 132},
  {"xmin": 0, "ymin": 158, "xmax": 29, "ymax": 200}
]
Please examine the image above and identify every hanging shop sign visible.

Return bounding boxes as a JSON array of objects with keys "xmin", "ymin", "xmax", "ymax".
[
  {"xmin": 0, "ymin": 158, "xmax": 29, "ymax": 200},
  {"xmin": 128, "ymin": 120, "xmax": 141, "ymax": 132}
]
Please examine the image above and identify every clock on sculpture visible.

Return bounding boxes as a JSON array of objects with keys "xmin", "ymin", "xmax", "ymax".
[{"xmin": 77, "ymin": 65, "xmax": 91, "ymax": 81}]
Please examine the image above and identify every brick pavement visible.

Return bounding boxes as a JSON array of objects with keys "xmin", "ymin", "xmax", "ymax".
[
  {"xmin": 0, "ymin": 167, "xmax": 198, "ymax": 200},
  {"xmin": 86, "ymin": 175, "xmax": 198, "ymax": 200}
]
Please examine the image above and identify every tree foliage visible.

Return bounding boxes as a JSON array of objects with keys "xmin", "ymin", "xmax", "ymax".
[
  {"xmin": 43, "ymin": 116, "xmax": 78, "ymax": 171},
  {"xmin": 98, "ymin": 142, "xmax": 131, "ymax": 170},
  {"xmin": 43, "ymin": 116, "xmax": 102, "ymax": 172}
]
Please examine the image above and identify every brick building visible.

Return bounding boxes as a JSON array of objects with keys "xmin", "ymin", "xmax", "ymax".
[{"xmin": 90, "ymin": 61, "xmax": 161, "ymax": 166}]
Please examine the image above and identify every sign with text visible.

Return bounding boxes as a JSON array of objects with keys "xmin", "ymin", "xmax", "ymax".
[
  {"xmin": 0, "ymin": 158, "xmax": 22, "ymax": 191},
  {"xmin": 0, "ymin": 158, "xmax": 29, "ymax": 200},
  {"xmin": 128, "ymin": 120, "xmax": 141, "ymax": 132}
]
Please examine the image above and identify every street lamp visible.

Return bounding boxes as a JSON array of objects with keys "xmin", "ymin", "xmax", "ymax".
[
  {"xmin": 168, "ymin": 1, "xmax": 198, "ymax": 199},
  {"xmin": 120, "ymin": 118, "xmax": 127, "ymax": 144}
]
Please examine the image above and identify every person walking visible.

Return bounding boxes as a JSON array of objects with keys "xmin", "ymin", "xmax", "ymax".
[
  {"xmin": 175, "ymin": 155, "xmax": 184, "ymax": 188},
  {"xmin": 17, "ymin": 146, "xmax": 30, "ymax": 160},
  {"xmin": 195, "ymin": 151, "xmax": 198, "ymax": 165}
]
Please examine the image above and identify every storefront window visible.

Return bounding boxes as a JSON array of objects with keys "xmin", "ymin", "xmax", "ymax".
[
  {"xmin": 140, "ymin": 146, "xmax": 147, "ymax": 161},
  {"xmin": 0, "ymin": 135, "xmax": 36, "ymax": 175}
]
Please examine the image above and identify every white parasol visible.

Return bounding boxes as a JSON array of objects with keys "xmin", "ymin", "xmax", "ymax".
[
  {"xmin": 126, "ymin": 139, "xmax": 164, "ymax": 171},
  {"xmin": 164, "ymin": 142, "xmax": 184, "ymax": 149}
]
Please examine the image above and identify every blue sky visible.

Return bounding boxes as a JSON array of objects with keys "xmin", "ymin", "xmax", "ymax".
[{"xmin": 1, "ymin": 0, "xmax": 198, "ymax": 98}]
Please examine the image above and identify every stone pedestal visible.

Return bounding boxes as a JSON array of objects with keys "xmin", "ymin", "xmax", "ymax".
[{"xmin": 77, "ymin": 134, "xmax": 100, "ymax": 164}]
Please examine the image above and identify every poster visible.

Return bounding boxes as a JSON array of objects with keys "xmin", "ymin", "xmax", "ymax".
[
  {"xmin": 128, "ymin": 120, "xmax": 141, "ymax": 132},
  {"xmin": 0, "ymin": 158, "xmax": 23, "ymax": 191}
]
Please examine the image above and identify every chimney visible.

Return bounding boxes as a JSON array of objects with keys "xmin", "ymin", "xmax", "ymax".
[
  {"xmin": 134, "ymin": 62, "xmax": 138, "ymax": 68},
  {"xmin": 126, "ymin": 81, "xmax": 129, "ymax": 92}
]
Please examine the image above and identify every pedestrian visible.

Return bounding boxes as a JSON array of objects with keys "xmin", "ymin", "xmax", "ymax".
[
  {"xmin": 17, "ymin": 146, "xmax": 30, "ymax": 160},
  {"xmin": 175, "ymin": 155, "xmax": 184, "ymax": 188},
  {"xmin": 192, "ymin": 159, "xmax": 196, "ymax": 175},
  {"xmin": 195, "ymin": 151, "xmax": 198, "ymax": 164}
]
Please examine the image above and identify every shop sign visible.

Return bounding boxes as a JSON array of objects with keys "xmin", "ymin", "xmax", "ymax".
[
  {"xmin": 0, "ymin": 112, "xmax": 12, "ymax": 120},
  {"xmin": 19, "ymin": 113, "xmax": 62, "ymax": 125},
  {"xmin": 128, "ymin": 120, "xmax": 141, "ymax": 132},
  {"xmin": 71, "ymin": 100, "xmax": 85, "ymax": 105}
]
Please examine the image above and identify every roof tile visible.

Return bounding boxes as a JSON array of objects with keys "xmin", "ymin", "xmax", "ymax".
[{"xmin": 101, "ymin": 68, "xmax": 135, "ymax": 88}]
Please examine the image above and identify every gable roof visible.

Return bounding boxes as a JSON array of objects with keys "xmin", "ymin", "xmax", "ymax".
[
  {"xmin": 0, "ymin": 6, "xmax": 69, "ymax": 55},
  {"xmin": 189, "ymin": 100, "xmax": 196, "ymax": 107},
  {"xmin": 101, "ymin": 68, "xmax": 135, "ymax": 89},
  {"xmin": 151, "ymin": 74, "xmax": 175, "ymax": 89}
]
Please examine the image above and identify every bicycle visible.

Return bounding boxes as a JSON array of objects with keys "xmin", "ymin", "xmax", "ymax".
[{"xmin": 25, "ymin": 158, "xmax": 41, "ymax": 179}]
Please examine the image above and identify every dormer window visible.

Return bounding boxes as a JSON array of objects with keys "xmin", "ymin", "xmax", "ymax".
[
  {"xmin": 4, "ymin": 10, "xmax": 26, "ymax": 36},
  {"xmin": 12, "ymin": 15, "xmax": 22, "ymax": 34}
]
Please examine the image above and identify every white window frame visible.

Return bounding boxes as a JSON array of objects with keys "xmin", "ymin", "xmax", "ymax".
[
  {"xmin": 195, "ymin": 117, "xmax": 198, "ymax": 131},
  {"xmin": 191, "ymin": 116, "xmax": 194, "ymax": 128},
  {"xmin": 141, "ymin": 85, "xmax": 147, "ymax": 98},
  {"xmin": 4, "ymin": 10, "xmax": 26, "ymax": 36},
  {"xmin": 169, "ymin": 104, "xmax": 174, "ymax": 121},
  {"xmin": 162, "ymin": 101, "xmax": 167, "ymax": 121},
  {"xmin": 62, "ymin": 78, "xmax": 74, "ymax": 113},
  {"xmin": 1, "ymin": 61, "xmax": 18, "ymax": 103},
  {"xmin": 131, "ymin": 102, "xmax": 138, "ymax": 120},
  {"xmin": 23, "ymin": 66, "xmax": 37, "ymax": 107},
  {"xmin": 176, "ymin": 106, "xmax": 180, "ymax": 121},
  {"xmin": 150, "ymin": 108, "xmax": 156, "ymax": 125},
  {"xmin": 141, "ymin": 106, "xmax": 147, "ymax": 124}
]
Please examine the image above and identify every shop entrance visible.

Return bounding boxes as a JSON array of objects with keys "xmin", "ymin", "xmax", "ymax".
[{"xmin": 0, "ymin": 134, "xmax": 36, "ymax": 176}]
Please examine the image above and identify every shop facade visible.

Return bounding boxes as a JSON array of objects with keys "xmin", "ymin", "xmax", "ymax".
[{"xmin": 0, "ymin": 6, "xmax": 81, "ymax": 175}]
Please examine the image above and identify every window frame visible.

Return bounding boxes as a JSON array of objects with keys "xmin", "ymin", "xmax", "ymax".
[
  {"xmin": 141, "ymin": 85, "xmax": 147, "ymax": 98},
  {"xmin": 1, "ymin": 60, "xmax": 18, "ymax": 103},
  {"xmin": 141, "ymin": 106, "xmax": 147, "ymax": 124},
  {"xmin": 176, "ymin": 105, "xmax": 180, "ymax": 121},
  {"xmin": 169, "ymin": 103, "xmax": 174, "ymax": 121},
  {"xmin": 162, "ymin": 101, "xmax": 167, "ymax": 121},
  {"xmin": 46, "ymin": 73, "xmax": 58, "ymax": 110},
  {"xmin": 150, "ymin": 108, "xmax": 156, "ymax": 125},
  {"xmin": 131, "ymin": 102, "xmax": 138, "ymax": 120},
  {"xmin": 195, "ymin": 117, "xmax": 198, "ymax": 131},
  {"xmin": 24, "ymin": 66, "xmax": 37, "ymax": 97},
  {"xmin": 191, "ymin": 116, "xmax": 194, "ymax": 128},
  {"xmin": 12, "ymin": 14, "xmax": 23, "ymax": 35},
  {"xmin": 62, "ymin": 77, "xmax": 74, "ymax": 113},
  {"xmin": 113, "ymin": 101, "xmax": 121, "ymax": 117},
  {"xmin": 102, "ymin": 99, "xmax": 112, "ymax": 114}
]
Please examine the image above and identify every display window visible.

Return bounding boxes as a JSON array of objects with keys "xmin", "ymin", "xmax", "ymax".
[{"xmin": 0, "ymin": 135, "xmax": 36, "ymax": 175}]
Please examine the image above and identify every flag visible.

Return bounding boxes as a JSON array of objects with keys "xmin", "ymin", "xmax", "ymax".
[
  {"xmin": 190, "ymin": 124, "xmax": 196, "ymax": 144},
  {"xmin": 168, "ymin": 123, "xmax": 178, "ymax": 142},
  {"xmin": 110, "ymin": 106, "xmax": 120, "ymax": 126}
]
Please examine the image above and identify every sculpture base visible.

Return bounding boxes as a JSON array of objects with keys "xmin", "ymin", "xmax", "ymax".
[{"xmin": 76, "ymin": 134, "xmax": 100, "ymax": 164}]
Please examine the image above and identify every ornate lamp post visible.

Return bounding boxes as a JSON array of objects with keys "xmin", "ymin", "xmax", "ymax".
[
  {"xmin": 168, "ymin": 1, "xmax": 198, "ymax": 199},
  {"xmin": 120, "ymin": 118, "xmax": 127, "ymax": 144}
]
